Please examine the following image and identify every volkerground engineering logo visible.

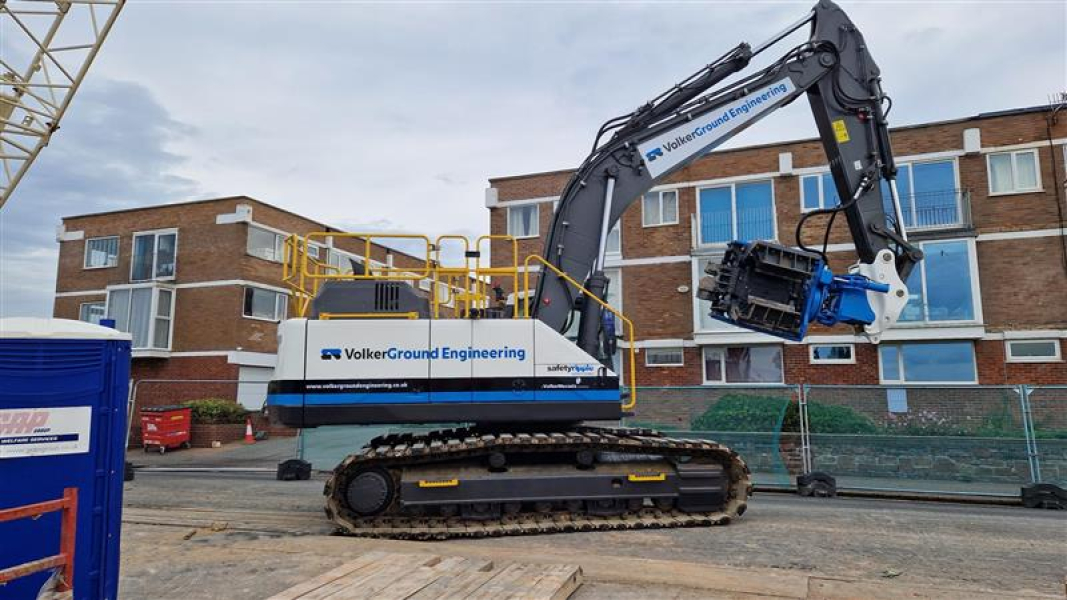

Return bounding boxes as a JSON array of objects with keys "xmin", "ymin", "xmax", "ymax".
[{"xmin": 319, "ymin": 346, "xmax": 527, "ymax": 362}]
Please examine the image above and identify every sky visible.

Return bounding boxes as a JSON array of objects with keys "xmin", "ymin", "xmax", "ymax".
[{"xmin": 0, "ymin": 0, "xmax": 1064, "ymax": 317}]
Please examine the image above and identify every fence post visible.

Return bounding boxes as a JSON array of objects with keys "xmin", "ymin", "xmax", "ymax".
[
  {"xmin": 798, "ymin": 384, "xmax": 812, "ymax": 475},
  {"xmin": 1018, "ymin": 384, "xmax": 1041, "ymax": 484}
]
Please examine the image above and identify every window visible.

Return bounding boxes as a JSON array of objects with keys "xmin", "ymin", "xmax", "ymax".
[
  {"xmin": 605, "ymin": 221, "xmax": 621, "ymax": 256},
  {"xmin": 897, "ymin": 239, "xmax": 977, "ymax": 324},
  {"xmin": 703, "ymin": 346, "xmax": 783, "ymax": 384},
  {"xmin": 562, "ymin": 268, "xmax": 622, "ymax": 339},
  {"xmin": 328, "ymin": 249, "xmax": 355, "ymax": 274},
  {"xmin": 879, "ymin": 159, "xmax": 961, "ymax": 229},
  {"xmin": 879, "ymin": 341, "xmax": 976, "ymax": 384},
  {"xmin": 645, "ymin": 347, "xmax": 684, "ymax": 367},
  {"xmin": 78, "ymin": 302, "xmax": 105, "ymax": 325},
  {"xmin": 131, "ymin": 230, "xmax": 177, "ymax": 281},
  {"xmin": 247, "ymin": 226, "xmax": 285, "ymax": 262},
  {"xmin": 988, "ymin": 149, "xmax": 1040, "ymax": 195},
  {"xmin": 693, "ymin": 256, "xmax": 748, "ymax": 333},
  {"xmin": 307, "ymin": 243, "xmax": 323, "ymax": 260},
  {"xmin": 800, "ymin": 173, "xmax": 840, "ymax": 211},
  {"xmin": 1005, "ymin": 339, "xmax": 1061, "ymax": 363},
  {"xmin": 507, "ymin": 204, "xmax": 539, "ymax": 238},
  {"xmin": 243, "ymin": 287, "xmax": 288, "ymax": 321},
  {"xmin": 106, "ymin": 286, "xmax": 174, "ymax": 350},
  {"xmin": 641, "ymin": 190, "xmax": 678, "ymax": 227},
  {"xmin": 809, "ymin": 344, "xmax": 855, "ymax": 364},
  {"xmin": 84, "ymin": 236, "xmax": 118, "ymax": 269},
  {"xmin": 697, "ymin": 180, "xmax": 774, "ymax": 244}
]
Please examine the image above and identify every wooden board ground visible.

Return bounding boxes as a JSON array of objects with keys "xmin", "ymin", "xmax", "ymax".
[{"xmin": 265, "ymin": 551, "xmax": 582, "ymax": 600}]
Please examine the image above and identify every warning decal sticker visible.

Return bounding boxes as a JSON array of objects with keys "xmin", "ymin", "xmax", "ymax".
[
  {"xmin": 832, "ymin": 119, "xmax": 850, "ymax": 143},
  {"xmin": 0, "ymin": 406, "xmax": 92, "ymax": 459}
]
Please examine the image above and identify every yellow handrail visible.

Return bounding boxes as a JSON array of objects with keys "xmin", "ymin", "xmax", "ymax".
[
  {"xmin": 521, "ymin": 254, "xmax": 637, "ymax": 411},
  {"xmin": 474, "ymin": 235, "xmax": 520, "ymax": 318}
]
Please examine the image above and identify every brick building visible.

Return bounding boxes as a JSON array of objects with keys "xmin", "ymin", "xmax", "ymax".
[
  {"xmin": 487, "ymin": 106, "xmax": 1067, "ymax": 388},
  {"xmin": 51, "ymin": 196, "xmax": 428, "ymax": 419}
]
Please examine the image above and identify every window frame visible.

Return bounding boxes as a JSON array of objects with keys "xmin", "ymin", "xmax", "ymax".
[
  {"xmin": 644, "ymin": 347, "xmax": 685, "ymax": 367},
  {"xmin": 506, "ymin": 204, "xmax": 540, "ymax": 239},
  {"xmin": 808, "ymin": 343, "xmax": 856, "ymax": 365},
  {"xmin": 695, "ymin": 179, "xmax": 777, "ymax": 245},
  {"xmin": 896, "ymin": 238, "xmax": 982, "ymax": 326},
  {"xmin": 799, "ymin": 172, "xmax": 838, "ymax": 212},
  {"xmin": 641, "ymin": 189, "xmax": 679, "ymax": 228},
  {"xmin": 83, "ymin": 236, "xmax": 119, "ymax": 269},
  {"xmin": 246, "ymin": 225, "xmax": 286, "ymax": 263},
  {"xmin": 878, "ymin": 342, "xmax": 978, "ymax": 385},
  {"xmin": 1005, "ymin": 339, "xmax": 1062, "ymax": 363},
  {"xmin": 242, "ymin": 286, "xmax": 289, "ymax": 322},
  {"xmin": 986, "ymin": 149, "xmax": 1042, "ymax": 196},
  {"xmin": 78, "ymin": 301, "xmax": 106, "ymax": 324},
  {"xmin": 605, "ymin": 221, "xmax": 622, "ymax": 256},
  {"xmin": 104, "ymin": 284, "xmax": 176, "ymax": 351},
  {"xmin": 702, "ymin": 345, "xmax": 785, "ymax": 385},
  {"xmin": 129, "ymin": 228, "xmax": 178, "ymax": 282}
]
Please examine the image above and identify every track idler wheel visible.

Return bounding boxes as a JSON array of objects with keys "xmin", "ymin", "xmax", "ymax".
[{"xmin": 345, "ymin": 468, "xmax": 395, "ymax": 516}]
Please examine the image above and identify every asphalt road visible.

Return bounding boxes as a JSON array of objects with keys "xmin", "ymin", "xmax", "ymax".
[{"xmin": 123, "ymin": 470, "xmax": 1066, "ymax": 596}]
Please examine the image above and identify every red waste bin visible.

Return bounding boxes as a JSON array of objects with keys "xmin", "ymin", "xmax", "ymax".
[{"xmin": 140, "ymin": 406, "xmax": 192, "ymax": 454}]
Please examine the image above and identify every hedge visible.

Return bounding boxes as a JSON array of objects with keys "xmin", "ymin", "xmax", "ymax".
[
  {"xmin": 692, "ymin": 394, "xmax": 879, "ymax": 434},
  {"xmin": 182, "ymin": 398, "xmax": 249, "ymax": 424}
]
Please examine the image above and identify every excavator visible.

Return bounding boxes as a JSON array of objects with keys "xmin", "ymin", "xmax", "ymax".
[{"xmin": 266, "ymin": 0, "xmax": 922, "ymax": 539}]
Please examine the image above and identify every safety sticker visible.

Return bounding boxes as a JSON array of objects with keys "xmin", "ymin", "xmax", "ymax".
[
  {"xmin": 832, "ymin": 119, "xmax": 850, "ymax": 143},
  {"xmin": 0, "ymin": 406, "xmax": 92, "ymax": 459}
]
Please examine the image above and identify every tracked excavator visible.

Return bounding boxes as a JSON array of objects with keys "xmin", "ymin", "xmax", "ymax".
[{"xmin": 265, "ymin": 0, "xmax": 923, "ymax": 539}]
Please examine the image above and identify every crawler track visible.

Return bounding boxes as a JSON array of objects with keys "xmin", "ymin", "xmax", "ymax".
[{"xmin": 324, "ymin": 426, "xmax": 752, "ymax": 540}]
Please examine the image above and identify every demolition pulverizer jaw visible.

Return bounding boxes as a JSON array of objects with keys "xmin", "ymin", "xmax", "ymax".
[{"xmin": 698, "ymin": 241, "xmax": 891, "ymax": 342}]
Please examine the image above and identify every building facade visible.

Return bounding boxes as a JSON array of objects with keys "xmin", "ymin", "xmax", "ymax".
[
  {"xmin": 487, "ymin": 106, "xmax": 1067, "ymax": 388},
  {"xmin": 52, "ymin": 196, "xmax": 427, "ymax": 421}
]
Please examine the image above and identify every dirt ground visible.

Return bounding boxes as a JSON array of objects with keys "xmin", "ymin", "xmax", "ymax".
[{"xmin": 119, "ymin": 467, "xmax": 1066, "ymax": 599}]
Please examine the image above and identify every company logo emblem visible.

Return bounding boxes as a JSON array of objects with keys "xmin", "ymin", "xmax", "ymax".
[
  {"xmin": 645, "ymin": 148, "xmax": 663, "ymax": 162},
  {"xmin": 320, "ymin": 348, "xmax": 342, "ymax": 360},
  {"xmin": 546, "ymin": 364, "xmax": 596, "ymax": 374},
  {"xmin": 0, "ymin": 410, "xmax": 49, "ymax": 435}
]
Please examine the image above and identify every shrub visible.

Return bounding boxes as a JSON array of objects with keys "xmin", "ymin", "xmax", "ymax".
[
  {"xmin": 691, "ymin": 394, "xmax": 793, "ymax": 432},
  {"xmin": 183, "ymin": 398, "xmax": 249, "ymax": 424},
  {"xmin": 691, "ymin": 394, "xmax": 878, "ymax": 434},
  {"xmin": 807, "ymin": 403, "xmax": 879, "ymax": 434}
]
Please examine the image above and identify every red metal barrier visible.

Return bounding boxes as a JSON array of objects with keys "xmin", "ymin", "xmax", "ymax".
[{"xmin": 0, "ymin": 487, "xmax": 78, "ymax": 592}]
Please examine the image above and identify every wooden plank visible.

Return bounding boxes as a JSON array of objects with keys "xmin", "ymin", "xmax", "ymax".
[
  {"xmin": 264, "ymin": 552, "xmax": 390, "ymax": 600},
  {"xmin": 407, "ymin": 560, "xmax": 497, "ymax": 600},
  {"xmin": 319, "ymin": 554, "xmax": 441, "ymax": 600},
  {"xmin": 464, "ymin": 563, "xmax": 543, "ymax": 600},
  {"xmin": 366, "ymin": 556, "xmax": 468, "ymax": 600},
  {"xmin": 294, "ymin": 553, "xmax": 427, "ymax": 600},
  {"xmin": 516, "ymin": 564, "xmax": 583, "ymax": 600}
]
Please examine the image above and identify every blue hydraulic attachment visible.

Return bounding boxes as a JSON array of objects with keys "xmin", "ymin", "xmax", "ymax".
[{"xmin": 700, "ymin": 240, "xmax": 891, "ymax": 342}]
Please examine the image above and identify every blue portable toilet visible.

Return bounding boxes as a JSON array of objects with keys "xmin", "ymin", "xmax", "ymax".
[{"xmin": 0, "ymin": 318, "xmax": 131, "ymax": 600}]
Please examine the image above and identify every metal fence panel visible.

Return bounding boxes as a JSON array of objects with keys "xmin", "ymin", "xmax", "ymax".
[
  {"xmin": 298, "ymin": 424, "xmax": 443, "ymax": 471},
  {"xmin": 804, "ymin": 385, "xmax": 1032, "ymax": 496},
  {"xmin": 625, "ymin": 385, "xmax": 799, "ymax": 487},
  {"xmin": 1027, "ymin": 386, "xmax": 1067, "ymax": 488}
]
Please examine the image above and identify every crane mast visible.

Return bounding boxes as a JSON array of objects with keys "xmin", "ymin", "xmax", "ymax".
[{"xmin": 0, "ymin": 0, "xmax": 126, "ymax": 209}]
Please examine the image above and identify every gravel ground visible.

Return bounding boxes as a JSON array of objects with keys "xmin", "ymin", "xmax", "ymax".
[{"xmin": 123, "ymin": 470, "xmax": 1066, "ymax": 596}]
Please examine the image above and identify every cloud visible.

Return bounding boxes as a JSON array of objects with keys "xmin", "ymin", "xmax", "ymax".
[
  {"xmin": 1, "ymin": 1, "xmax": 1064, "ymax": 318},
  {"xmin": 0, "ymin": 79, "xmax": 198, "ymax": 317}
]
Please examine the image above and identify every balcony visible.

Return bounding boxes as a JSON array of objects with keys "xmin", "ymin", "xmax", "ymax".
[{"xmin": 889, "ymin": 188, "xmax": 972, "ymax": 234}]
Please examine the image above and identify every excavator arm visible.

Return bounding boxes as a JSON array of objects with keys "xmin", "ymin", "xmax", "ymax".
[{"xmin": 531, "ymin": 0, "xmax": 922, "ymax": 355}]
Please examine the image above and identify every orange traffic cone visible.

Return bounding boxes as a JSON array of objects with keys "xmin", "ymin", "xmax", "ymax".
[{"xmin": 244, "ymin": 417, "xmax": 255, "ymax": 444}]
